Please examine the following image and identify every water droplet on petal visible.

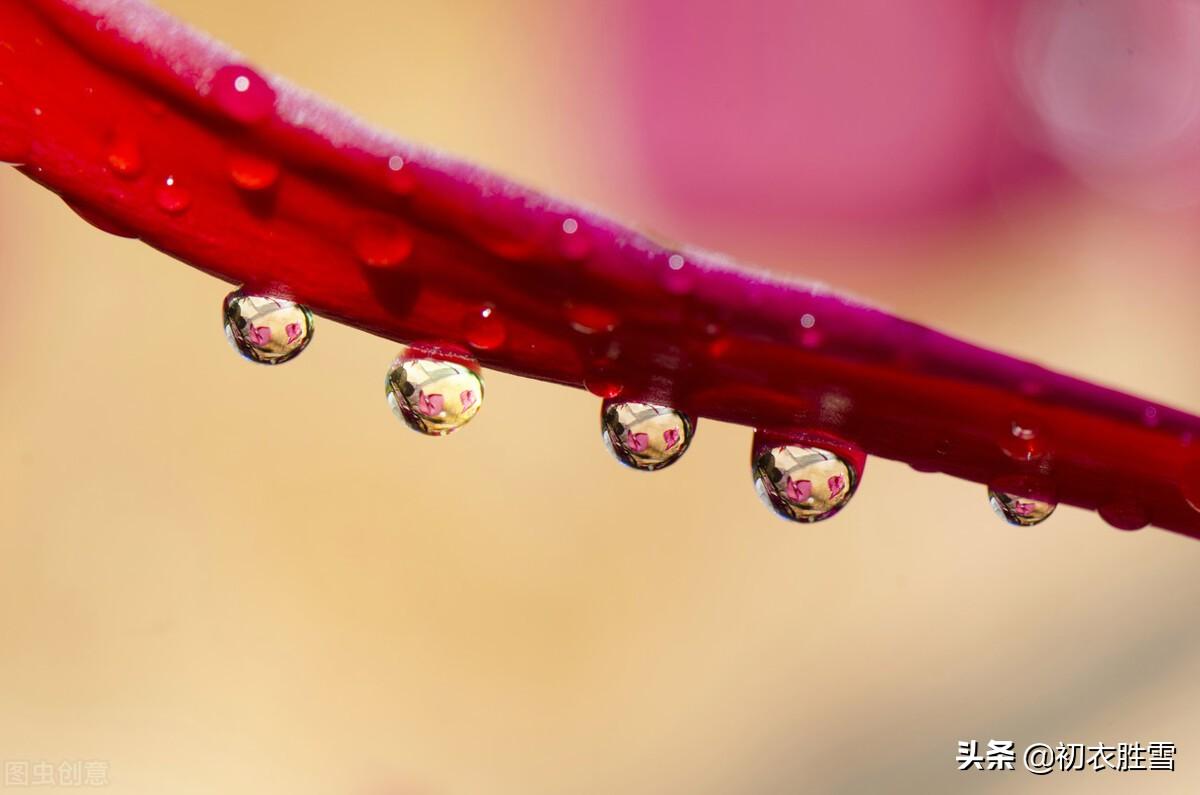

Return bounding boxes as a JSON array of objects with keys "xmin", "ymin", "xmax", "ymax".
[
  {"xmin": 1099, "ymin": 498, "xmax": 1148, "ymax": 531},
  {"xmin": 584, "ymin": 377, "xmax": 624, "ymax": 399},
  {"xmin": 223, "ymin": 290, "xmax": 314, "ymax": 364},
  {"xmin": 385, "ymin": 346, "xmax": 484, "ymax": 436},
  {"xmin": 212, "ymin": 65, "xmax": 276, "ymax": 124},
  {"xmin": 463, "ymin": 305, "xmax": 507, "ymax": 350},
  {"xmin": 352, "ymin": 221, "xmax": 414, "ymax": 268},
  {"xmin": 228, "ymin": 151, "xmax": 280, "ymax": 191},
  {"xmin": 752, "ymin": 435, "xmax": 862, "ymax": 523},
  {"xmin": 600, "ymin": 400, "xmax": 695, "ymax": 471},
  {"xmin": 662, "ymin": 253, "xmax": 695, "ymax": 294},
  {"xmin": 385, "ymin": 154, "xmax": 416, "ymax": 194},
  {"xmin": 999, "ymin": 419, "xmax": 1046, "ymax": 462},
  {"xmin": 155, "ymin": 176, "xmax": 191, "ymax": 215},
  {"xmin": 987, "ymin": 475, "xmax": 1057, "ymax": 526},
  {"xmin": 105, "ymin": 134, "xmax": 143, "ymax": 178},
  {"xmin": 565, "ymin": 302, "xmax": 619, "ymax": 334},
  {"xmin": 558, "ymin": 217, "xmax": 592, "ymax": 261}
]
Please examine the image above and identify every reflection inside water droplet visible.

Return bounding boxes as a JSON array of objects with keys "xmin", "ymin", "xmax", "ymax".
[
  {"xmin": 223, "ymin": 290, "xmax": 314, "ymax": 365},
  {"xmin": 601, "ymin": 400, "xmax": 694, "ymax": 471},
  {"xmin": 385, "ymin": 347, "xmax": 484, "ymax": 436},
  {"xmin": 753, "ymin": 444, "xmax": 858, "ymax": 523},
  {"xmin": 988, "ymin": 489, "xmax": 1056, "ymax": 526}
]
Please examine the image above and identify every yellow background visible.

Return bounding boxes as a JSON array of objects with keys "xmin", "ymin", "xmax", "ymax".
[{"xmin": 2, "ymin": 1, "xmax": 1199, "ymax": 792}]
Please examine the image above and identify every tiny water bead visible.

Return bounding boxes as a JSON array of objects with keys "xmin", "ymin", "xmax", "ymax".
[
  {"xmin": 352, "ymin": 221, "xmax": 414, "ymax": 268},
  {"xmin": 105, "ymin": 134, "xmax": 143, "ymax": 179},
  {"xmin": 385, "ymin": 348, "xmax": 484, "ymax": 436},
  {"xmin": 211, "ymin": 65, "xmax": 276, "ymax": 124},
  {"xmin": 385, "ymin": 155, "xmax": 416, "ymax": 194},
  {"xmin": 228, "ymin": 151, "xmax": 281, "ymax": 191},
  {"xmin": 223, "ymin": 291, "xmax": 314, "ymax": 365},
  {"xmin": 752, "ymin": 443, "xmax": 859, "ymax": 523},
  {"xmin": 155, "ymin": 176, "xmax": 191, "ymax": 215},
  {"xmin": 600, "ymin": 400, "xmax": 695, "ymax": 471},
  {"xmin": 1099, "ymin": 498, "xmax": 1149, "ymax": 531},
  {"xmin": 463, "ymin": 305, "xmax": 507, "ymax": 350}
]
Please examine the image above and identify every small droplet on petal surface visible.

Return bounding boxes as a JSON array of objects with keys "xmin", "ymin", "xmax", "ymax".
[
  {"xmin": 565, "ymin": 303, "xmax": 619, "ymax": 335},
  {"xmin": 463, "ymin": 305, "xmax": 507, "ymax": 350},
  {"xmin": 228, "ymin": 151, "xmax": 280, "ymax": 191},
  {"xmin": 385, "ymin": 346, "xmax": 484, "ymax": 436},
  {"xmin": 558, "ymin": 217, "xmax": 592, "ymax": 260},
  {"xmin": 600, "ymin": 400, "xmax": 695, "ymax": 471},
  {"xmin": 212, "ymin": 65, "xmax": 276, "ymax": 124},
  {"xmin": 662, "ymin": 253, "xmax": 695, "ymax": 295},
  {"xmin": 752, "ymin": 437, "xmax": 861, "ymax": 523},
  {"xmin": 154, "ymin": 177, "xmax": 191, "ymax": 215},
  {"xmin": 987, "ymin": 475, "xmax": 1057, "ymax": 526},
  {"xmin": 584, "ymin": 377, "xmax": 624, "ymax": 399},
  {"xmin": 1099, "ymin": 498, "xmax": 1149, "ymax": 531},
  {"xmin": 385, "ymin": 155, "xmax": 416, "ymax": 194},
  {"xmin": 999, "ymin": 420, "xmax": 1046, "ymax": 462},
  {"xmin": 223, "ymin": 290, "xmax": 314, "ymax": 365},
  {"xmin": 105, "ymin": 135, "xmax": 143, "ymax": 178},
  {"xmin": 352, "ymin": 221, "xmax": 414, "ymax": 268}
]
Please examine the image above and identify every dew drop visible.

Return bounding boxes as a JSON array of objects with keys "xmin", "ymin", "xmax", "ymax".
[
  {"xmin": 662, "ymin": 253, "xmax": 695, "ymax": 295},
  {"xmin": 584, "ymin": 377, "xmax": 624, "ymax": 399},
  {"xmin": 1099, "ymin": 498, "xmax": 1148, "ymax": 531},
  {"xmin": 211, "ymin": 65, "xmax": 276, "ymax": 124},
  {"xmin": 999, "ymin": 419, "xmax": 1046, "ymax": 462},
  {"xmin": 228, "ymin": 151, "xmax": 281, "ymax": 191},
  {"xmin": 463, "ymin": 305, "xmax": 507, "ymax": 350},
  {"xmin": 385, "ymin": 347, "xmax": 484, "ymax": 436},
  {"xmin": 987, "ymin": 475, "xmax": 1057, "ymax": 527},
  {"xmin": 600, "ymin": 400, "xmax": 694, "ymax": 471},
  {"xmin": 105, "ymin": 135, "xmax": 143, "ymax": 179},
  {"xmin": 352, "ymin": 221, "xmax": 414, "ymax": 268},
  {"xmin": 385, "ymin": 154, "xmax": 416, "ymax": 194},
  {"xmin": 223, "ymin": 290, "xmax": 314, "ymax": 365},
  {"xmin": 752, "ymin": 439, "xmax": 860, "ymax": 523},
  {"xmin": 565, "ymin": 302, "xmax": 619, "ymax": 335},
  {"xmin": 155, "ymin": 176, "xmax": 191, "ymax": 215},
  {"xmin": 558, "ymin": 217, "xmax": 592, "ymax": 261}
]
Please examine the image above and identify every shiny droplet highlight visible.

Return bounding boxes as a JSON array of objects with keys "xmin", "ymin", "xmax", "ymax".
[
  {"xmin": 105, "ymin": 135, "xmax": 143, "ymax": 179},
  {"xmin": 212, "ymin": 65, "xmax": 276, "ymax": 124},
  {"xmin": 155, "ymin": 177, "xmax": 191, "ymax": 215},
  {"xmin": 223, "ymin": 290, "xmax": 314, "ymax": 365},
  {"xmin": 600, "ymin": 400, "xmax": 695, "ymax": 471},
  {"xmin": 987, "ymin": 475, "xmax": 1057, "ymax": 526},
  {"xmin": 385, "ymin": 346, "xmax": 484, "ymax": 436},
  {"xmin": 229, "ymin": 151, "xmax": 281, "ymax": 191},
  {"xmin": 752, "ymin": 436, "xmax": 861, "ymax": 523},
  {"xmin": 463, "ymin": 305, "xmax": 507, "ymax": 350}
]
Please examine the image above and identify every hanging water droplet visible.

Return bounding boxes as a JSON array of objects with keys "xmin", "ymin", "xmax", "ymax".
[
  {"xmin": 1099, "ymin": 498, "xmax": 1148, "ymax": 531},
  {"xmin": 584, "ymin": 377, "xmax": 624, "ymax": 399},
  {"xmin": 600, "ymin": 400, "xmax": 695, "ymax": 471},
  {"xmin": 752, "ymin": 439, "xmax": 860, "ymax": 523},
  {"xmin": 223, "ymin": 290, "xmax": 314, "ymax": 365},
  {"xmin": 987, "ymin": 475, "xmax": 1057, "ymax": 526},
  {"xmin": 105, "ymin": 134, "xmax": 143, "ymax": 179},
  {"xmin": 228, "ymin": 151, "xmax": 281, "ymax": 191},
  {"xmin": 211, "ymin": 65, "xmax": 276, "ymax": 124},
  {"xmin": 385, "ymin": 346, "xmax": 484, "ymax": 436},
  {"xmin": 463, "ymin": 304, "xmax": 507, "ymax": 350},
  {"xmin": 352, "ymin": 221, "xmax": 414, "ymax": 268},
  {"xmin": 155, "ymin": 176, "xmax": 191, "ymax": 215}
]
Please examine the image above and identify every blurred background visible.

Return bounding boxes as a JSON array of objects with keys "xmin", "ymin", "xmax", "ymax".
[{"xmin": 3, "ymin": 0, "xmax": 1200, "ymax": 792}]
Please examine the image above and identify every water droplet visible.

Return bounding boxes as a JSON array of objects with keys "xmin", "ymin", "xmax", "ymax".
[
  {"xmin": 662, "ymin": 253, "xmax": 695, "ymax": 294},
  {"xmin": 385, "ymin": 154, "xmax": 416, "ymax": 194},
  {"xmin": 1099, "ymin": 498, "xmax": 1148, "ymax": 531},
  {"xmin": 1142, "ymin": 405, "xmax": 1160, "ymax": 428},
  {"xmin": 228, "ymin": 151, "xmax": 280, "ymax": 191},
  {"xmin": 211, "ymin": 65, "xmax": 276, "ymax": 124},
  {"xmin": 105, "ymin": 135, "xmax": 143, "ymax": 178},
  {"xmin": 600, "ymin": 400, "xmax": 694, "ymax": 471},
  {"xmin": 352, "ymin": 221, "xmax": 414, "ymax": 268},
  {"xmin": 565, "ymin": 303, "xmax": 618, "ymax": 334},
  {"xmin": 155, "ymin": 176, "xmax": 191, "ymax": 215},
  {"xmin": 752, "ymin": 438, "xmax": 860, "ymax": 523},
  {"xmin": 558, "ymin": 217, "xmax": 592, "ymax": 261},
  {"xmin": 385, "ymin": 346, "xmax": 484, "ymax": 436},
  {"xmin": 463, "ymin": 305, "xmax": 507, "ymax": 350},
  {"xmin": 987, "ymin": 475, "xmax": 1057, "ymax": 526},
  {"xmin": 584, "ymin": 377, "xmax": 624, "ymax": 399},
  {"xmin": 223, "ymin": 290, "xmax": 314, "ymax": 365},
  {"xmin": 999, "ymin": 419, "xmax": 1046, "ymax": 462}
]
